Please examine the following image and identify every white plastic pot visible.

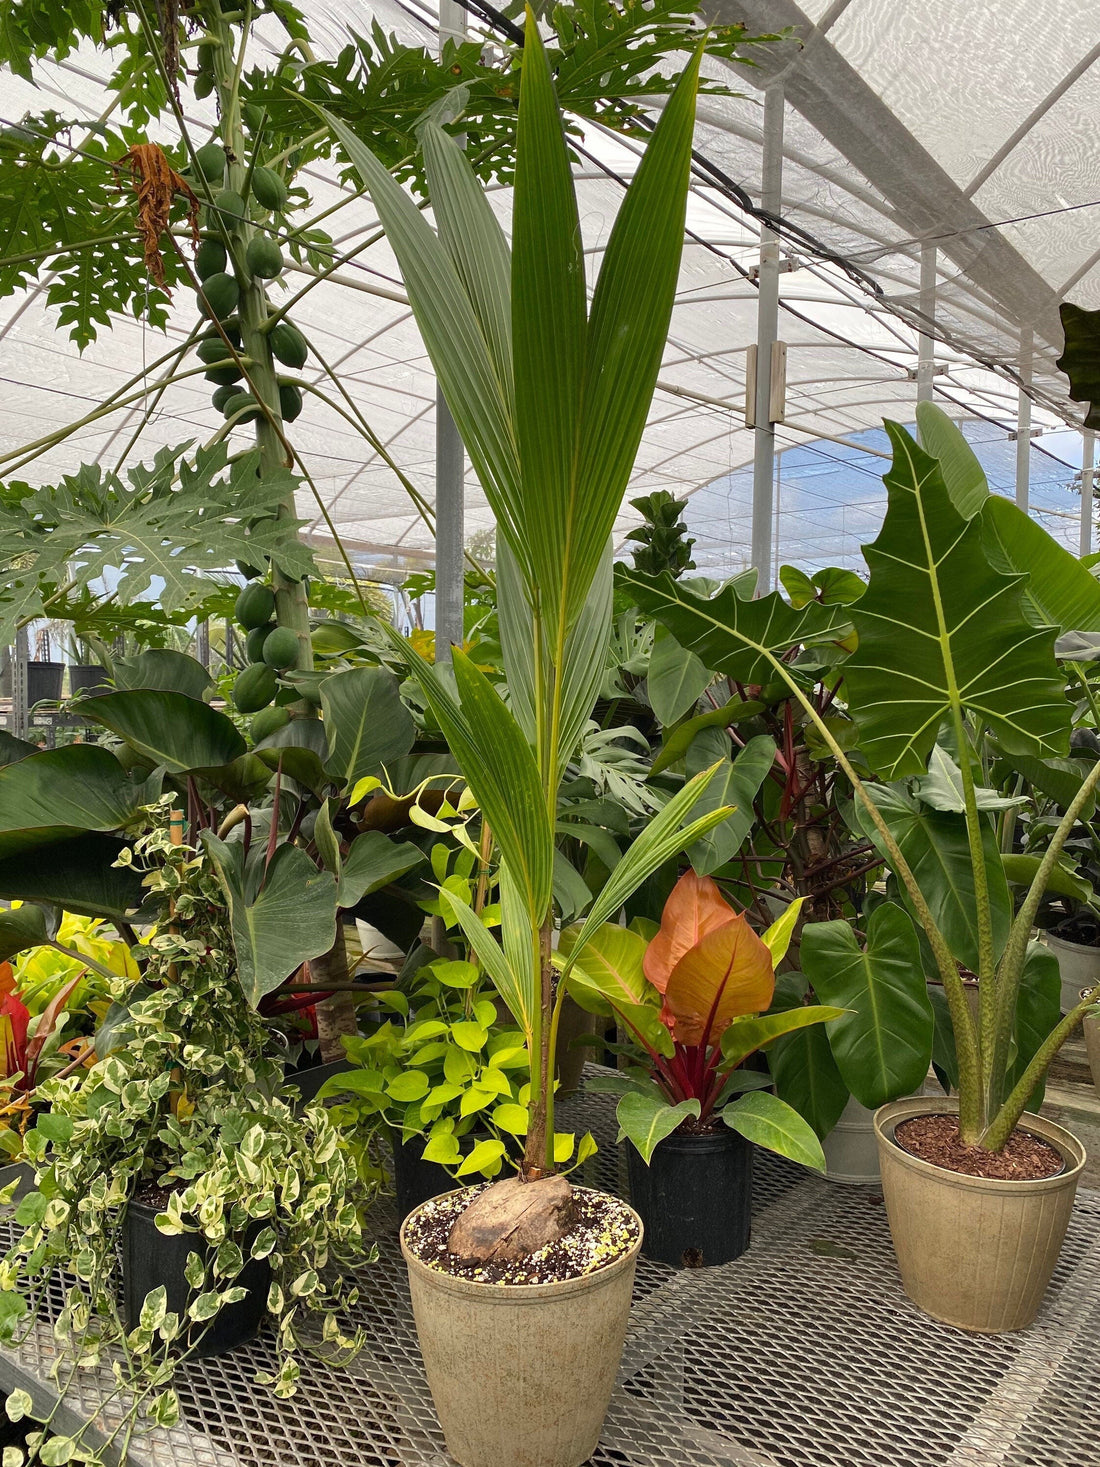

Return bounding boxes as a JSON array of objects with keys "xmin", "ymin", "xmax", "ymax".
[
  {"xmin": 1042, "ymin": 931, "xmax": 1100, "ymax": 1013},
  {"xmin": 822, "ymin": 1096, "xmax": 881, "ymax": 1184}
]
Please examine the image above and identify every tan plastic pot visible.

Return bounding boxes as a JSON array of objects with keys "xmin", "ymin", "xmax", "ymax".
[
  {"xmin": 1083, "ymin": 1005, "xmax": 1100, "ymax": 1100},
  {"xmin": 400, "ymin": 1193, "xmax": 642, "ymax": 1467},
  {"xmin": 874, "ymin": 1096, "xmax": 1085, "ymax": 1333}
]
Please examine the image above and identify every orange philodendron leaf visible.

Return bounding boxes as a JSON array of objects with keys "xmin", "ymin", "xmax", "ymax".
[
  {"xmin": 663, "ymin": 912, "xmax": 775, "ymax": 1046},
  {"xmin": 644, "ymin": 869, "xmax": 739, "ymax": 995},
  {"xmin": 114, "ymin": 143, "xmax": 200, "ymax": 291}
]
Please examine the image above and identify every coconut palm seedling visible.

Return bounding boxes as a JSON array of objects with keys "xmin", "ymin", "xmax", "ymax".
[
  {"xmin": 564, "ymin": 871, "xmax": 839, "ymax": 1166},
  {"xmin": 322, "ymin": 17, "xmax": 750, "ymax": 1251}
]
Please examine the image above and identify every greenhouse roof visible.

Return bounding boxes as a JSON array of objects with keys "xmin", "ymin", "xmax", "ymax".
[{"xmin": 0, "ymin": 0, "xmax": 1096, "ymax": 576}]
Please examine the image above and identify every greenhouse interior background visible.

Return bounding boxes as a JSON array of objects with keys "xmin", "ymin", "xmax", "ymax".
[{"xmin": 2, "ymin": 1, "xmax": 1100, "ymax": 1466}]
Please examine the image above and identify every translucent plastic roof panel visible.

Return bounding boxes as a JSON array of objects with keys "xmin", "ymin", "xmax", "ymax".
[{"xmin": 0, "ymin": 0, "xmax": 1097, "ymax": 574}]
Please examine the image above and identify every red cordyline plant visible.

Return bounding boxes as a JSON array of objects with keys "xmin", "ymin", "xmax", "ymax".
[{"xmin": 563, "ymin": 871, "xmax": 841, "ymax": 1164}]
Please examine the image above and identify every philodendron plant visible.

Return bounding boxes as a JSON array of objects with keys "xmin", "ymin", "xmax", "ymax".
[
  {"xmin": 623, "ymin": 403, "xmax": 1100, "ymax": 1154},
  {"xmin": 564, "ymin": 871, "xmax": 838, "ymax": 1167},
  {"xmin": 325, "ymin": 16, "xmax": 735, "ymax": 1237}
]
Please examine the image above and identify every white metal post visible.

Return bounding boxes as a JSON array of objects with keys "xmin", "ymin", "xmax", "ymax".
[
  {"xmin": 1015, "ymin": 328, "xmax": 1033, "ymax": 512},
  {"xmin": 916, "ymin": 244, "xmax": 936, "ymax": 405},
  {"xmin": 1082, "ymin": 429, "xmax": 1096, "ymax": 557},
  {"xmin": 433, "ymin": 0, "xmax": 467, "ymax": 663},
  {"xmin": 751, "ymin": 85, "xmax": 784, "ymax": 594}
]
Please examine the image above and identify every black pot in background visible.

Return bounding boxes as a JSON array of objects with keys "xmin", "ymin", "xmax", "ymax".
[
  {"xmin": 391, "ymin": 1131, "xmax": 458, "ymax": 1224},
  {"xmin": 122, "ymin": 1200, "xmax": 271, "ymax": 1358},
  {"xmin": 26, "ymin": 662, "xmax": 64, "ymax": 705},
  {"xmin": 68, "ymin": 664, "xmax": 110, "ymax": 697},
  {"xmin": 626, "ymin": 1125, "xmax": 752, "ymax": 1268}
]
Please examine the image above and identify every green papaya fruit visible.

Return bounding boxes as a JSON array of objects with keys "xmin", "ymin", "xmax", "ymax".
[
  {"xmin": 235, "ymin": 582, "xmax": 276, "ymax": 630},
  {"xmin": 278, "ymin": 380, "xmax": 303, "ymax": 422},
  {"xmin": 195, "ymin": 143, "xmax": 226, "ymax": 185},
  {"xmin": 250, "ymin": 166, "xmax": 288, "ymax": 213},
  {"xmin": 241, "ymin": 104, "xmax": 263, "ymax": 131},
  {"xmin": 245, "ymin": 235, "xmax": 283, "ymax": 280},
  {"xmin": 261, "ymin": 626, "xmax": 299, "ymax": 670},
  {"xmin": 232, "ymin": 662, "xmax": 277, "ymax": 714},
  {"xmin": 222, "ymin": 391, "xmax": 261, "ymax": 423},
  {"xmin": 250, "ymin": 705, "xmax": 290, "ymax": 742},
  {"xmin": 204, "ymin": 363, "xmax": 243, "ymax": 387},
  {"xmin": 197, "ymin": 334, "xmax": 233, "ymax": 366},
  {"xmin": 212, "ymin": 188, "xmax": 246, "ymax": 223},
  {"xmin": 245, "ymin": 623, "xmax": 275, "ymax": 662},
  {"xmin": 194, "ymin": 71, "xmax": 214, "ymax": 100},
  {"xmin": 195, "ymin": 235, "xmax": 227, "ymax": 280},
  {"xmin": 197, "ymin": 271, "xmax": 239, "ymax": 320},
  {"xmin": 211, "ymin": 384, "xmax": 238, "ymax": 413},
  {"xmin": 268, "ymin": 321, "xmax": 308, "ymax": 369}
]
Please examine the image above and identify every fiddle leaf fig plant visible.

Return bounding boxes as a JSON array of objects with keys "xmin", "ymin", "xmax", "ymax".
[{"xmin": 623, "ymin": 405, "xmax": 1100, "ymax": 1153}]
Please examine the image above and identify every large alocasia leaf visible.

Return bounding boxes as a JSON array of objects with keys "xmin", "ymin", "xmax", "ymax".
[
  {"xmin": 802, "ymin": 903, "xmax": 933, "ymax": 1110},
  {"xmin": 201, "ymin": 834, "xmax": 338, "ymax": 1007},
  {"xmin": 0, "ymin": 834, "xmax": 147, "ymax": 922},
  {"xmin": 319, "ymin": 667, "xmax": 415, "ymax": 787},
  {"xmin": 853, "ymin": 784, "xmax": 1010, "ymax": 972},
  {"xmin": 844, "ymin": 422, "xmax": 1070, "ymax": 778},
  {"xmin": 74, "ymin": 690, "xmax": 245, "ymax": 773},
  {"xmin": 0, "ymin": 747, "xmax": 160, "ymax": 859},
  {"xmin": 620, "ymin": 569, "xmax": 852, "ymax": 686}
]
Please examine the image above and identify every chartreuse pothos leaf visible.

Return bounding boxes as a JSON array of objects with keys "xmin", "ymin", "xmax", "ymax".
[
  {"xmin": 201, "ymin": 834, "xmax": 338, "ymax": 1006},
  {"xmin": 761, "ymin": 896, "xmax": 805, "ymax": 966},
  {"xmin": 844, "ymin": 422, "xmax": 1071, "ymax": 778},
  {"xmin": 802, "ymin": 904, "xmax": 934, "ymax": 1111},
  {"xmin": 616, "ymin": 1091, "xmax": 700, "ymax": 1163},
  {"xmin": 721, "ymin": 1091, "xmax": 827, "ymax": 1172}
]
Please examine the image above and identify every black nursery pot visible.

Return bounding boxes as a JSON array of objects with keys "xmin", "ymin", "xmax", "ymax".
[
  {"xmin": 122, "ymin": 1200, "xmax": 271, "ymax": 1359},
  {"xmin": 626, "ymin": 1125, "xmax": 752, "ymax": 1268},
  {"xmin": 68, "ymin": 664, "xmax": 110, "ymax": 697},
  {"xmin": 391, "ymin": 1131, "xmax": 458, "ymax": 1224},
  {"xmin": 26, "ymin": 662, "xmax": 64, "ymax": 705}
]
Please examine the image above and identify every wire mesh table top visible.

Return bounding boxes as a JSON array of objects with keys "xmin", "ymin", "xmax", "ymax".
[{"xmin": 2, "ymin": 1076, "xmax": 1098, "ymax": 1467}]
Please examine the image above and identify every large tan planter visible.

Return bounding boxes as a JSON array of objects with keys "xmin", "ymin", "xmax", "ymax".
[
  {"xmin": 873, "ymin": 1096, "xmax": 1085, "ymax": 1333},
  {"xmin": 400, "ymin": 1195, "xmax": 642, "ymax": 1467},
  {"xmin": 1084, "ymin": 1005, "xmax": 1100, "ymax": 1100}
]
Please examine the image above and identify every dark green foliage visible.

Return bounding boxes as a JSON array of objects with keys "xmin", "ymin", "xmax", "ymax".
[
  {"xmin": 250, "ymin": 704, "xmax": 290, "ymax": 741},
  {"xmin": 211, "ymin": 188, "xmax": 247, "ymax": 223},
  {"xmin": 626, "ymin": 491, "xmax": 696, "ymax": 578},
  {"xmin": 194, "ymin": 141, "xmax": 226, "ymax": 184}
]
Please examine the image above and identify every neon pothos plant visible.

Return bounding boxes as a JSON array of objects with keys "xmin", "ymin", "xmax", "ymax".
[
  {"xmin": 622, "ymin": 403, "xmax": 1100, "ymax": 1153},
  {"xmin": 562, "ymin": 871, "xmax": 838, "ymax": 1166},
  {"xmin": 325, "ymin": 19, "xmax": 736, "ymax": 1185}
]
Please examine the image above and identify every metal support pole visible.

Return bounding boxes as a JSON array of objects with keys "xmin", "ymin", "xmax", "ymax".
[
  {"xmin": 1015, "ymin": 329, "xmax": 1033, "ymax": 512},
  {"xmin": 12, "ymin": 627, "xmax": 27, "ymax": 740},
  {"xmin": 1082, "ymin": 429, "xmax": 1096, "ymax": 557},
  {"xmin": 916, "ymin": 244, "xmax": 937, "ymax": 405},
  {"xmin": 750, "ymin": 85, "xmax": 784, "ymax": 595},
  {"xmin": 433, "ymin": 0, "xmax": 467, "ymax": 664},
  {"xmin": 772, "ymin": 449, "xmax": 782, "ymax": 590}
]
